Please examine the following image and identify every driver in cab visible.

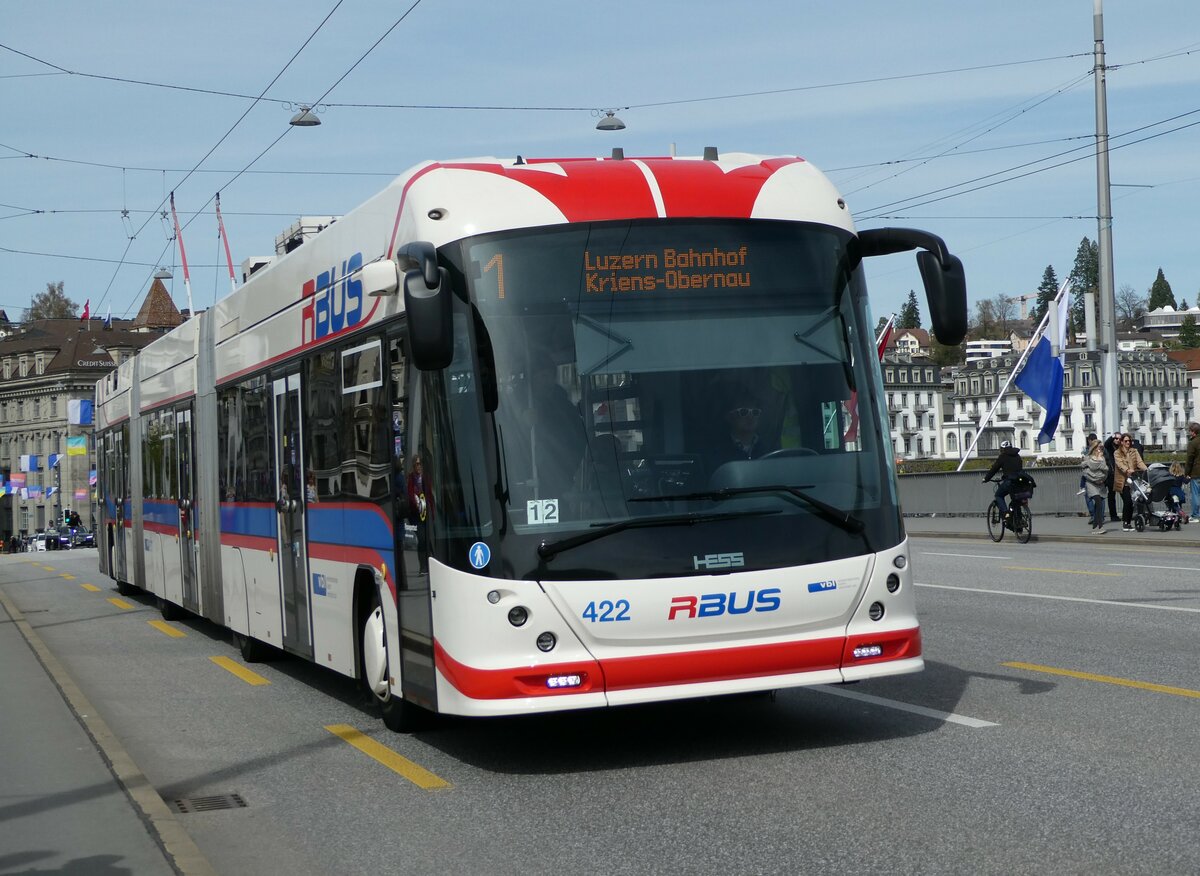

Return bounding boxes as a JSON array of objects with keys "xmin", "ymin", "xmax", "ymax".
[{"xmin": 713, "ymin": 393, "xmax": 777, "ymax": 465}]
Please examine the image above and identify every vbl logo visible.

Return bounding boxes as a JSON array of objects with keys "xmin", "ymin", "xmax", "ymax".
[
  {"xmin": 302, "ymin": 252, "xmax": 364, "ymax": 343},
  {"xmin": 668, "ymin": 588, "xmax": 782, "ymax": 620}
]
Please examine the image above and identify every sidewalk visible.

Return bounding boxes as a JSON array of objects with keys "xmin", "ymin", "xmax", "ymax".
[
  {"xmin": 904, "ymin": 512, "xmax": 1200, "ymax": 547},
  {"xmin": 0, "ymin": 561, "xmax": 214, "ymax": 875}
]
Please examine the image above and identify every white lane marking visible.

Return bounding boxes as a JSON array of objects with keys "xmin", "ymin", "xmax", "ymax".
[
  {"xmin": 812, "ymin": 685, "xmax": 998, "ymax": 728},
  {"xmin": 921, "ymin": 551, "xmax": 1010, "ymax": 560},
  {"xmin": 1108, "ymin": 563, "xmax": 1196, "ymax": 572},
  {"xmin": 916, "ymin": 582, "xmax": 1200, "ymax": 614}
]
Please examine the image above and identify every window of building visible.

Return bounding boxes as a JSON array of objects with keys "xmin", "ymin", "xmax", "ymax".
[
  {"xmin": 885, "ymin": 368, "xmax": 894, "ymax": 383},
  {"xmin": 1080, "ymin": 369, "xmax": 1091, "ymax": 386},
  {"xmin": 925, "ymin": 368, "xmax": 934, "ymax": 383},
  {"xmin": 971, "ymin": 378, "xmax": 980, "ymax": 395},
  {"xmin": 983, "ymin": 375, "xmax": 994, "ymax": 394}
]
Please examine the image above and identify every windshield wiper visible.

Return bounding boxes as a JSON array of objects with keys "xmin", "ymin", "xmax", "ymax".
[
  {"xmin": 630, "ymin": 484, "xmax": 865, "ymax": 535},
  {"xmin": 537, "ymin": 508, "xmax": 781, "ymax": 560}
]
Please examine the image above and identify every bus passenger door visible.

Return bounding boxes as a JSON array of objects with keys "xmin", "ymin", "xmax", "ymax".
[
  {"xmin": 113, "ymin": 425, "xmax": 129, "ymax": 583},
  {"xmin": 176, "ymin": 406, "xmax": 200, "ymax": 613},
  {"xmin": 272, "ymin": 373, "xmax": 313, "ymax": 659}
]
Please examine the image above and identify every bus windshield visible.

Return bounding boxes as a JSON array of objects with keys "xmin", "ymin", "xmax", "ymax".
[{"xmin": 440, "ymin": 218, "xmax": 900, "ymax": 580}]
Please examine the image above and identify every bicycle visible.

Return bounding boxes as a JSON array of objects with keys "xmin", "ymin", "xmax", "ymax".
[{"xmin": 984, "ymin": 477, "xmax": 1033, "ymax": 544}]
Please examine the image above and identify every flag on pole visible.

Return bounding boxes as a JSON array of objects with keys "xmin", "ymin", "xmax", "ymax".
[
  {"xmin": 80, "ymin": 299, "xmax": 90, "ymax": 321},
  {"xmin": 1015, "ymin": 281, "xmax": 1071, "ymax": 445},
  {"xmin": 104, "ymin": 305, "xmax": 112, "ymax": 329},
  {"xmin": 843, "ymin": 314, "xmax": 897, "ymax": 444},
  {"xmin": 876, "ymin": 314, "xmax": 896, "ymax": 359}
]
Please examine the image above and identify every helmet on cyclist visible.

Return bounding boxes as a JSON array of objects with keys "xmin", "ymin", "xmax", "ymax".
[{"xmin": 1000, "ymin": 440, "xmax": 1013, "ymax": 449}]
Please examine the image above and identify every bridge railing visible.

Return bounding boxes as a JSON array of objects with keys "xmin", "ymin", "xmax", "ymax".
[{"xmin": 897, "ymin": 465, "xmax": 1086, "ymax": 516}]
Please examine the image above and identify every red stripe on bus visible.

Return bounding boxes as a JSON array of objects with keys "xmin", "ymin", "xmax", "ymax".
[{"xmin": 433, "ymin": 628, "xmax": 919, "ymax": 700}]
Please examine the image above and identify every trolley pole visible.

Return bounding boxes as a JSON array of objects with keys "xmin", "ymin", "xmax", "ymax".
[{"xmin": 1094, "ymin": 0, "xmax": 1120, "ymax": 433}]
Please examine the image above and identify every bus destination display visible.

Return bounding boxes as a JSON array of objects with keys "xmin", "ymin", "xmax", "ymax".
[{"xmin": 584, "ymin": 246, "xmax": 751, "ymax": 293}]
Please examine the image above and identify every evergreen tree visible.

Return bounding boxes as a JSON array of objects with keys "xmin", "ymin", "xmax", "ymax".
[
  {"xmin": 1029, "ymin": 265, "xmax": 1058, "ymax": 326},
  {"xmin": 25, "ymin": 281, "xmax": 79, "ymax": 321},
  {"xmin": 1178, "ymin": 315, "xmax": 1200, "ymax": 349},
  {"xmin": 1181, "ymin": 297, "xmax": 1190, "ymax": 310},
  {"xmin": 1068, "ymin": 237, "xmax": 1098, "ymax": 336},
  {"xmin": 897, "ymin": 290, "xmax": 921, "ymax": 329},
  {"xmin": 1148, "ymin": 268, "xmax": 1176, "ymax": 310}
]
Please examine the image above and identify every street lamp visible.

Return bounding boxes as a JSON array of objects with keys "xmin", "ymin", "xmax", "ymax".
[
  {"xmin": 289, "ymin": 106, "xmax": 321, "ymax": 127},
  {"xmin": 595, "ymin": 110, "xmax": 626, "ymax": 131}
]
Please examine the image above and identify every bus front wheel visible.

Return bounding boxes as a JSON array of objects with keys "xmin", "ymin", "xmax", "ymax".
[{"xmin": 360, "ymin": 593, "xmax": 425, "ymax": 732}]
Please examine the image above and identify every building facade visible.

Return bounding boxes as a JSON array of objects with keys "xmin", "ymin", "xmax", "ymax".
[
  {"xmin": 0, "ymin": 285, "xmax": 181, "ymax": 544},
  {"xmin": 882, "ymin": 347, "xmax": 1195, "ymax": 461}
]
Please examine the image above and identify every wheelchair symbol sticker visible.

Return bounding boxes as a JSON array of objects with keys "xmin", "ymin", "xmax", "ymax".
[{"xmin": 469, "ymin": 542, "xmax": 491, "ymax": 569}]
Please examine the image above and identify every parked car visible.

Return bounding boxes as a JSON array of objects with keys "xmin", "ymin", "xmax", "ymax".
[{"xmin": 31, "ymin": 534, "xmax": 48, "ymax": 552}]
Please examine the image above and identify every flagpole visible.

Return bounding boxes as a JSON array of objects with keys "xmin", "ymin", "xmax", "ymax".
[{"xmin": 955, "ymin": 280, "xmax": 1070, "ymax": 471}]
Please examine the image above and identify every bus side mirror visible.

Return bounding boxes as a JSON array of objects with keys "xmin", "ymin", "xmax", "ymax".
[
  {"xmin": 399, "ymin": 241, "xmax": 453, "ymax": 371},
  {"xmin": 859, "ymin": 227, "xmax": 968, "ymax": 346},
  {"xmin": 917, "ymin": 250, "xmax": 967, "ymax": 346}
]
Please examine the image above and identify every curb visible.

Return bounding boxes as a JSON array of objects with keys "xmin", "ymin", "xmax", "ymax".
[{"xmin": 907, "ymin": 529, "xmax": 1200, "ymax": 548}]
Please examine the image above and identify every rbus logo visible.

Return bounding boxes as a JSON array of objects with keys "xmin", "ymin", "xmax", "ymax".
[
  {"xmin": 667, "ymin": 588, "xmax": 782, "ymax": 620},
  {"xmin": 301, "ymin": 252, "xmax": 364, "ymax": 343}
]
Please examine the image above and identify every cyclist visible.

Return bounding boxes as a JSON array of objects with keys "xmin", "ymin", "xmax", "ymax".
[{"xmin": 983, "ymin": 440, "xmax": 1024, "ymax": 525}]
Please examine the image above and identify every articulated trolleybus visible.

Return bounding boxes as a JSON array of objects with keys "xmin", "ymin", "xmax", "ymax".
[{"xmin": 96, "ymin": 150, "xmax": 966, "ymax": 730}]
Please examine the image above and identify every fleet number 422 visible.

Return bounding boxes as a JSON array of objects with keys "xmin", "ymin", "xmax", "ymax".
[{"xmin": 582, "ymin": 599, "xmax": 631, "ymax": 622}]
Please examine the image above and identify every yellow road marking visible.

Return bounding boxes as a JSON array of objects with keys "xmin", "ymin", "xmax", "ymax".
[
  {"xmin": 80, "ymin": 583, "xmax": 102, "ymax": 592},
  {"xmin": 1002, "ymin": 565, "xmax": 1121, "ymax": 577},
  {"xmin": 1004, "ymin": 662, "xmax": 1200, "ymax": 699},
  {"xmin": 107, "ymin": 597, "xmax": 135, "ymax": 610},
  {"xmin": 210, "ymin": 656, "xmax": 270, "ymax": 686},
  {"xmin": 325, "ymin": 724, "xmax": 451, "ymax": 790},
  {"xmin": 61, "ymin": 573, "xmax": 75, "ymax": 580},
  {"xmin": 149, "ymin": 620, "xmax": 186, "ymax": 638}
]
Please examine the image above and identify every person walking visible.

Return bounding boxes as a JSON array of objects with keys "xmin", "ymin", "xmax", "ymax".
[
  {"xmin": 1113, "ymin": 433, "xmax": 1148, "ymax": 531},
  {"xmin": 1081, "ymin": 439, "xmax": 1109, "ymax": 534},
  {"xmin": 1102, "ymin": 431, "xmax": 1121, "ymax": 522},
  {"xmin": 1185, "ymin": 421, "xmax": 1200, "ymax": 522}
]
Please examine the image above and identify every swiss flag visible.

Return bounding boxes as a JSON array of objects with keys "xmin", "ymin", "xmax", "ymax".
[{"xmin": 79, "ymin": 299, "xmax": 90, "ymax": 321}]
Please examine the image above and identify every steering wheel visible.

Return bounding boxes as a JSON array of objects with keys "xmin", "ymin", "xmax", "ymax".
[{"xmin": 759, "ymin": 447, "xmax": 818, "ymax": 459}]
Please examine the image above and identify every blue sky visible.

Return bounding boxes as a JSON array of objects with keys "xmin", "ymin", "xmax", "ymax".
[{"xmin": 3, "ymin": 1, "xmax": 1198, "ymax": 326}]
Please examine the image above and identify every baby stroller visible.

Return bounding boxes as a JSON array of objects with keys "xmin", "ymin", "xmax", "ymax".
[{"xmin": 1129, "ymin": 465, "xmax": 1182, "ymax": 532}]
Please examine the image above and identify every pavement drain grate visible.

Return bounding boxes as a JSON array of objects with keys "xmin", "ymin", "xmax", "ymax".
[{"xmin": 170, "ymin": 793, "xmax": 247, "ymax": 814}]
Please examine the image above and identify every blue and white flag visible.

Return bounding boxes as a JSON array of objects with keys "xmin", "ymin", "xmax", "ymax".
[{"xmin": 1015, "ymin": 281, "xmax": 1071, "ymax": 445}]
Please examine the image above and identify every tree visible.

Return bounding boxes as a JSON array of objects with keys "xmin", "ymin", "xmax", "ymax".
[
  {"xmin": 993, "ymin": 294, "xmax": 1017, "ymax": 337},
  {"xmin": 1178, "ymin": 315, "xmax": 1200, "ymax": 349},
  {"xmin": 897, "ymin": 290, "xmax": 921, "ymax": 329},
  {"xmin": 972, "ymin": 299, "xmax": 1000, "ymax": 340},
  {"xmin": 25, "ymin": 281, "xmax": 79, "ymax": 321},
  {"xmin": 1115, "ymin": 283, "xmax": 1146, "ymax": 331},
  {"xmin": 1181, "ymin": 297, "xmax": 1190, "ymax": 310},
  {"xmin": 1148, "ymin": 268, "xmax": 1176, "ymax": 311},
  {"xmin": 927, "ymin": 332, "xmax": 964, "ymax": 366},
  {"xmin": 1029, "ymin": 265, "xmax": 1058, "ymax": 326},
  {"xmin": 1068, "ymin": 237, "xmax": 1098, "ymax": 337}
]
